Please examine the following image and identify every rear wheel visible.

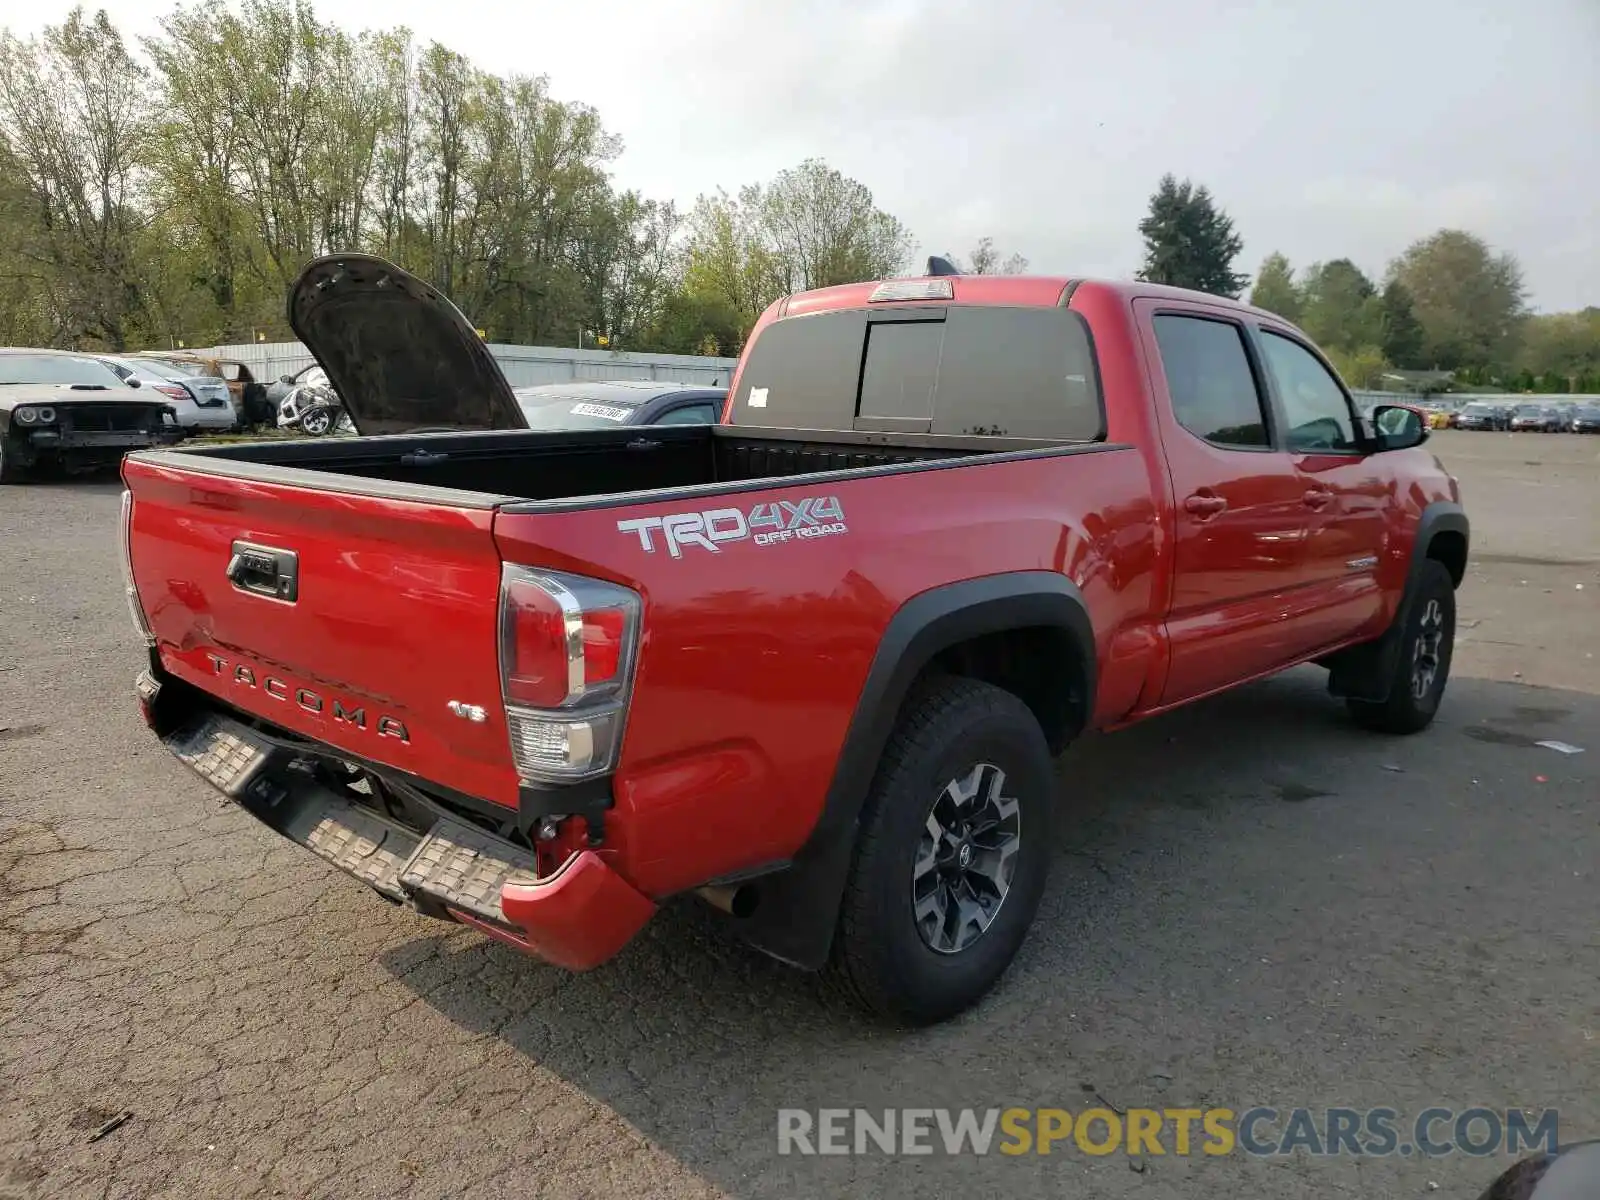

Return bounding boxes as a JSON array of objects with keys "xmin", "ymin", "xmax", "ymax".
[
  {"xmin": 827, "ymin": 676, "xmax": 1056, "ymax": 1025},
  {"xmin": 1347, "ymin": 559, "xmax": 1456, "ymax": 734}
]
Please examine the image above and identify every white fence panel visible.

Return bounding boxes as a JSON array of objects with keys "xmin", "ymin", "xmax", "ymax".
[{"xmin": 206, "ymin": 341, "xmax": 737, "ymax": 387}]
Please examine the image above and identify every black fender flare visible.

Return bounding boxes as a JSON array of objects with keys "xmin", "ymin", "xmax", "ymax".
[
  {"xmin": 1406, "ymin": 500, "xmax": 1469, "ymax": 589},
  {"xmin": 721, "ymin": 570, "xmax": 1096, "ymax": 970},
  {"xmin": 1327, "ymin": 500, "xmax": 1470, "ymax": 701}
]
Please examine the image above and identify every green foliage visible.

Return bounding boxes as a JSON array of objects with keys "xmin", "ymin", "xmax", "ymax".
[
  {"xmin": 1378, "ymin": 280, "xmax": 1425, "ymax": 369},
  {"xmin": 0, "ymin": 3, "xmax": 923, "ymax": 356},
  {"xmin": 1516, "ymin": 308, "xmax": 1600, "ymax": 387},
  {"xmin": 675, "ymin": 160, "xmax": 913, "ymax": 342},
  {"xmin": 1389, "ymin": 229, "xmax": 1527, "ymax": 371},
  {"xmin": 1298, "ymin": 259, "xmax": 1383, "ymax": 353},
  {"xmin": 1249, "ymin": 253, "xmax": 1300, "ymax": 321},
  {"xmin": 1136, "ymin": 174, "xmax": 1248, "ymax": 298},
  {"xmin": 0, "ymin": 6, "xmax": 154, "ymax": 347},
  {"xmin": 1324, "ymin": 344, "xmax": 1392, "ymax": 390}
]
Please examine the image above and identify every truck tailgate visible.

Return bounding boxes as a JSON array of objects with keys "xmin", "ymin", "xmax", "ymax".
[{"xmin": 123, "ymin": 457, "xmax": 521, "ymax": 807}]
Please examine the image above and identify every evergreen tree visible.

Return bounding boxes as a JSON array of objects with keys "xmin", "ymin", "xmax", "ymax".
[
  {"xmin": 1378, "ymin": 279, "xmax": 1426, "ymax": 368},
  {"xmin": 1136, "ymin": 174, "xmax": 1248, "ymax": 298}
]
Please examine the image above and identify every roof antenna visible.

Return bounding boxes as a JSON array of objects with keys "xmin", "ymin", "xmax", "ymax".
[{"xmin": 926, "ymin": 255, "xmax": 961, "ymax": 277}]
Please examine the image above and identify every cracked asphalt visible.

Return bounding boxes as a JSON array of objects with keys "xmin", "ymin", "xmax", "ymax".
[{"xmin": 2, "ymin": 430, "xmax": 1597, "ymax": 1200}]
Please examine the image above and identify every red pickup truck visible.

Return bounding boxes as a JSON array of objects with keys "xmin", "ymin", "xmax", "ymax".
[{"xmin": 123, "ymin": 254, "xmax": 1467, "ymax": 1024}]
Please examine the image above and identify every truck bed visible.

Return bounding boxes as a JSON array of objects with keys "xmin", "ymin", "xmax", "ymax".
[
  {"xmin": 135, "ymin": 423, "xmax": 1090, "ymax": 508},
  {"xmin": 124, "ymin": 421, "xmax": 1131, "ymax": 832}
]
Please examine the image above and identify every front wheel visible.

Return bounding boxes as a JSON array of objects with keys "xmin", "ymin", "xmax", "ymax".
[
  {"xmin": 0, "ymin": 437, "xmax": 27, "ymax": 484},
  {"xmin": 1347, "ymin": 559, "xmax": 1456, "ymax": 734},
  {"xmin": 827, "ymin": 676, "xmax": 1057, "ymax": 1025},
  {"xmin": 300, "ymin": 407, "xmax": 334, "ymax": 436}
]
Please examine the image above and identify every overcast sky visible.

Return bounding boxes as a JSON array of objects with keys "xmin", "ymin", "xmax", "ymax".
[{"xmin": 11, "ymin": 0, "xmax": 1598, "ymax": 311}]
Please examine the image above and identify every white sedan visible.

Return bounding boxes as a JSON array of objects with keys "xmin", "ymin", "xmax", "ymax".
[{"xmin": 99, "ymin": 355, "xmax": 238, "ymax": 433}]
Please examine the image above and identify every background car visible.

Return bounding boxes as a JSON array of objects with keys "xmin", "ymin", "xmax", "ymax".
[
  {"xmin": 510, "ymin": 381, "xmax": 726, "ymax": 429},
  {"xmin": 1567, "ymin": 403, "xmax": 1600, "ymax": 433},
  {"xmin": 1456, "ymin": 401, "xmax": 1507, "ymax": 431},
  {"xmin": 133, "ymin": 351, "xmax": 271, "ymax": 427},
  {"xmin": 1509, "ymin": 403, "xmax": 1561, "ymax": 432},
  {"xmin": 263, "ymin": 362, "xmax": 330, "ymax": 412},
  {"xmin": 274, "ymin": 366, "xmax": 347, "ymax": 436},
  {"xmin": 0, "ymin": 348, "xmax": 183, "ymax": 482},
  {"xmin": 99, "ymin": 355, "xmax": 237, "ymax": 434}
]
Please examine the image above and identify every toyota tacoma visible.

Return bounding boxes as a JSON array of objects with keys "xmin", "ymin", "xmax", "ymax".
[{"xmin": 122, "ymin": 253, "xmax": 1468, "ymax": 1024}]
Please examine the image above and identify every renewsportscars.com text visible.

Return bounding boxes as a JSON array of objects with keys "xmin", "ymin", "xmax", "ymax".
[{"xmin": 776, "ymin": 1106, "xmax": 1560, "ymax": 1159}]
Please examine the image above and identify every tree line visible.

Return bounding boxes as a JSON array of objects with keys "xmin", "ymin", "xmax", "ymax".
[
  {"xmin": 0, "ymin": 3, "xmax": 1591, "ymax": 394},
  {"xmin": 0, "ymin": 1, "xmax": 1002, "ymax": 357},
  {"xmin": 1135, "ymin": 174, "xmax": 1599, "ymax": 394}
]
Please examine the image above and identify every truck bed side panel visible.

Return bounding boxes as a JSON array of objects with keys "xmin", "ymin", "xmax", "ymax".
[{"xmin": 493, "ymin": 446, "xmax": 1158, "ymax": 898}]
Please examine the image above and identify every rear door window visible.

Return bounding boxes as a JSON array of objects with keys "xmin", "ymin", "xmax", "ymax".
[
  {"xmin": 1150, "ymin": 315, "xmax": 1270, "ymax": 449},
  {"xmin": 729, "ymin": 305, "xmax": 1103, "ymax": 440}
]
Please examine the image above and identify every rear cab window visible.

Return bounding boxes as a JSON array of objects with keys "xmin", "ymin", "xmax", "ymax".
[{"xmin": 727, "ymin": 304, "xmax": 1104, "ymax": 442}]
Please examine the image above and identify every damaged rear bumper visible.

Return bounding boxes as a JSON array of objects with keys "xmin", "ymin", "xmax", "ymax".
[{"xmin": 144, "ymin": 673, "xmax": 654, "ymax": 970}]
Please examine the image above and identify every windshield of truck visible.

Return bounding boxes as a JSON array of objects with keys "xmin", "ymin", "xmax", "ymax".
[
  {"xmin": 0, "ymin": 353, "xmax": 125, "ymax": 387},
  {"xmin": 513, "ymin": 389, "xmax": 644, "ymax": 429}
]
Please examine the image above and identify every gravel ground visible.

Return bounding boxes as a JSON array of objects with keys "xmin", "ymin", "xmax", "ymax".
[{"xmin": 1, "ymin": 429, "xmax": 1597, "ymax": 1200}]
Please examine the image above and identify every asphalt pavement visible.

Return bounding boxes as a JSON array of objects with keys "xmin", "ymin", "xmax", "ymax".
[{"xmin": 1, "ymin": 430, "xmax": 1597, "ymax": 1200}]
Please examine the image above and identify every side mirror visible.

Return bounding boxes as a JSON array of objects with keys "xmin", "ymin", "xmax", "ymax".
[
  {"xmin": 279, "ymin": 375, "xmax": 294, "ymax": 385},
  {"xmin": 1371, "ymin": 404, "xmax": 1427, "ymax": 451},
  {"xmin": 127, "ymin": 377, "xmax": 141, "ymax": 388}
]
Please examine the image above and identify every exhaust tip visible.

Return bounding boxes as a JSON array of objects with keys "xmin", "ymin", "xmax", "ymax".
[{"xmin": 696, "ymin": 883, "xmax": 759, "ymax": 920}]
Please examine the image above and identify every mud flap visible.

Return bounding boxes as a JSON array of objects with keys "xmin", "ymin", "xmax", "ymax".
[{"xmin": 1325, "ymin": 591, "xmax": 1413, "ymax": 705}]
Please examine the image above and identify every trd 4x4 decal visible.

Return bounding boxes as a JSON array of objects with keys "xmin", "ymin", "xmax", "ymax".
[{"xmin": 617, "ymin": 497, "xmax": 847, "ymax": 558}]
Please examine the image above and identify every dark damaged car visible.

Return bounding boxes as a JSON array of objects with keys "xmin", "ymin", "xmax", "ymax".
[{"xmin": 0, "ymin": 349, "xmax": 184, "ymax": 483}]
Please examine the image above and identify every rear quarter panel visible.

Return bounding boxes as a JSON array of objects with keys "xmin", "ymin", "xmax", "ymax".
[{"xmin": 494, "ymin": 446, "xmax": 1161, "ymax": 898}]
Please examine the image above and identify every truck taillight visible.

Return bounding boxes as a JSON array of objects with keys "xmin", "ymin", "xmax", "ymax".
[
  {"xmin": 120, "ymin": 490, "xmax": 154, "ymax": 647},
  {"xmin": 497, "ymin": 565, "xmax": 641, "ymax": 782}
]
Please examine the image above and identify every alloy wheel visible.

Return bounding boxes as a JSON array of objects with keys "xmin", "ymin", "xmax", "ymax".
[{"xmin": 912, "ymin": 762, "xmax": 1022, "ymax": 954}]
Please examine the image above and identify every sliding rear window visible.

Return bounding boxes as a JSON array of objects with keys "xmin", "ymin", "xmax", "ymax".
[{"xmin": 727, "ymin": 305, "xmax": 1104, "ymax": 441}]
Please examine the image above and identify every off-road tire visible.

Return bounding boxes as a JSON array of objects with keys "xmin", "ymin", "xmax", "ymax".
[
  {"xmin": 1347, "ymin": 558, "xmax": 1456, "ymax": 734},
  {"xmin": 827, "ymin": 675, "xmax": 1057, "ymax": 1025}
]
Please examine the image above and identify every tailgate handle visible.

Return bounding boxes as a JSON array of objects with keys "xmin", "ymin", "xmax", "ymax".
[{"xmin": 227, "ymin": 541, "xmax": 299, "ymax": 603}]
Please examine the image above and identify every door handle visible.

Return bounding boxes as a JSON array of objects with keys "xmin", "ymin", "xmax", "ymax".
[
  {"xmin": 227, "ymin": 540, "xmax": 299, "ymax": 602},
  {"xmin": 1183, "ymin": 493, "xmax": 1228, "ymax": 518},
  {"xmin": 1302, "ymin": 488, "xmax": 1333, "ymax": 510}
]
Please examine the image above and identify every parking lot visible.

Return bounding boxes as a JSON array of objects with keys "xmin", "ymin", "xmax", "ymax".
[{"xmin": 1, "ymin": 428, "xmax": 1597, "ymax": 1199}]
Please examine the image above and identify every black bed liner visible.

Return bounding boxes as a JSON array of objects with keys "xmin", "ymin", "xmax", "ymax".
[{"xmin": 127, "ymin": 422, "xmax": 1133, "ymax": 512}]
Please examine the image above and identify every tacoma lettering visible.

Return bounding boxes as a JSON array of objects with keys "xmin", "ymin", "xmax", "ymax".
[{"xmin": 202, "ymin": 652, "xmax": 408, "ymax": 742}]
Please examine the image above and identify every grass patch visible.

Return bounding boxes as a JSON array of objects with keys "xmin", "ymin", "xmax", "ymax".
[{"xmin": 183, "ymin": 427, "xmax": 300, "ymax": 446}]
